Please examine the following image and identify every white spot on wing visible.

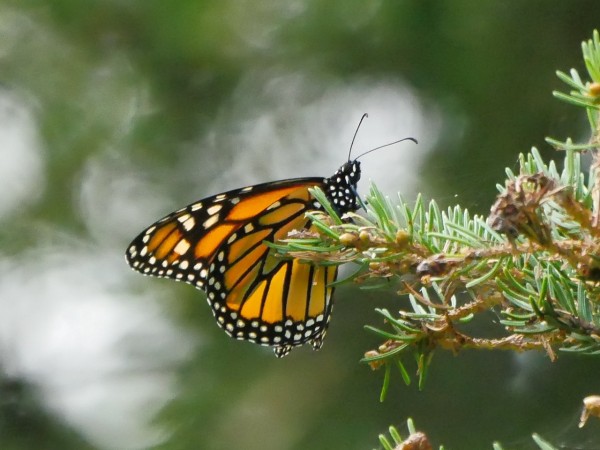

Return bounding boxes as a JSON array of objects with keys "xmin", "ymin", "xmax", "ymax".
[
  {"xmin": 207, "ymin": 204, "xmax": 223, "ymax": 215},
  {"xmin": 173, "ymin": 239, "xmax": 191, "ymax": 255},
  {"xmin": 182, "ymin": 216, "xmax": 195, "ymax": 231},
  {"xmin": 203, "ymin": 215, "xmax": 219, "ymax": 229},
  {"xmin": 177, "ymin": 214, "xmax": 190, "ymax": 223}
]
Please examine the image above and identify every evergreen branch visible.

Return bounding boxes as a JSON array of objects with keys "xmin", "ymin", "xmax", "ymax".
[{"xmin": 272, "ymin": 31, "xmax": 600, "ymax": 399}]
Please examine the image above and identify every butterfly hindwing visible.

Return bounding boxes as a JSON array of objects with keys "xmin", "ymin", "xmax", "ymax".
[{"xmin": 206, "ymin": 212, "xmax": 338, "ymax": 356}]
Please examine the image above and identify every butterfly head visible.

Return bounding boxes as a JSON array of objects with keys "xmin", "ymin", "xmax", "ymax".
[{"xmin": 324, "ymin": 159, "xmax": 361, "ymax": 215}]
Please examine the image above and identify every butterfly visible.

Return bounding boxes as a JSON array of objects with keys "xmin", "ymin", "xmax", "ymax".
[{"xmin": 125, "ymin": 115, "xmax": 415, "ymax": 357}]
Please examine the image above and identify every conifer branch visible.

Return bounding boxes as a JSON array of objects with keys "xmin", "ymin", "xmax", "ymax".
[{"xmin": 274, "ymin": 31, "xmax": 600, "ymax": 402}]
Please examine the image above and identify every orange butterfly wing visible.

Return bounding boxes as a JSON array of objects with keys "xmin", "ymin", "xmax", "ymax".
[
  {"xmin": 127, "ymin": 179, "xmax": 333, "ymax": 356},
  {"xmin": 126, "ymin": 161, "xmax": 361, "ymax": 356}
]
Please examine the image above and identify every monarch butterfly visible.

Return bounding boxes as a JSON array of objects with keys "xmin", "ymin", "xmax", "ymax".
[{"xmin": 126, "ymin": 116, "xmax": 415, "ymax": 357}]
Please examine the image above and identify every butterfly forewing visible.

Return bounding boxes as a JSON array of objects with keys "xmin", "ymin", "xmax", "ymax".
[
  {"xmin": 126, "ymin": 160, "xmax": 361, "ymax": 356},
  {"xmin": 127, "ymin": 178, "xmax": 322, "ymax": 282}
]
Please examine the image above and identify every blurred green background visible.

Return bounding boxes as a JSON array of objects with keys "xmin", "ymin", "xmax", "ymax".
[{"xmin": 1, "ymin": 1, "xmax": 600, "ymax": 449}]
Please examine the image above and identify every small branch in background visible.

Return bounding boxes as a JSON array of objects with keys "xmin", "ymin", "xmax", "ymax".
[{"xmin": 376, "ymin": 420, "xmax": 558, "ymax": 450}]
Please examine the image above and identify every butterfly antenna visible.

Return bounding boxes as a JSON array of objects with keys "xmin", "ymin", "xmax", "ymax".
[
  {"xmin": 354, "ymin": 137, "xmax": 418, "ymax": 160},
  {"xmin": 348, "ymin": 113, "xmax": 369, "ymax": 161}
]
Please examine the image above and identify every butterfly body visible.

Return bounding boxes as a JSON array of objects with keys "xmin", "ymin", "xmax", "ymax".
[{"xmin": 126, "ymin": 160, "xmax": 361, "ymax": 357}]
